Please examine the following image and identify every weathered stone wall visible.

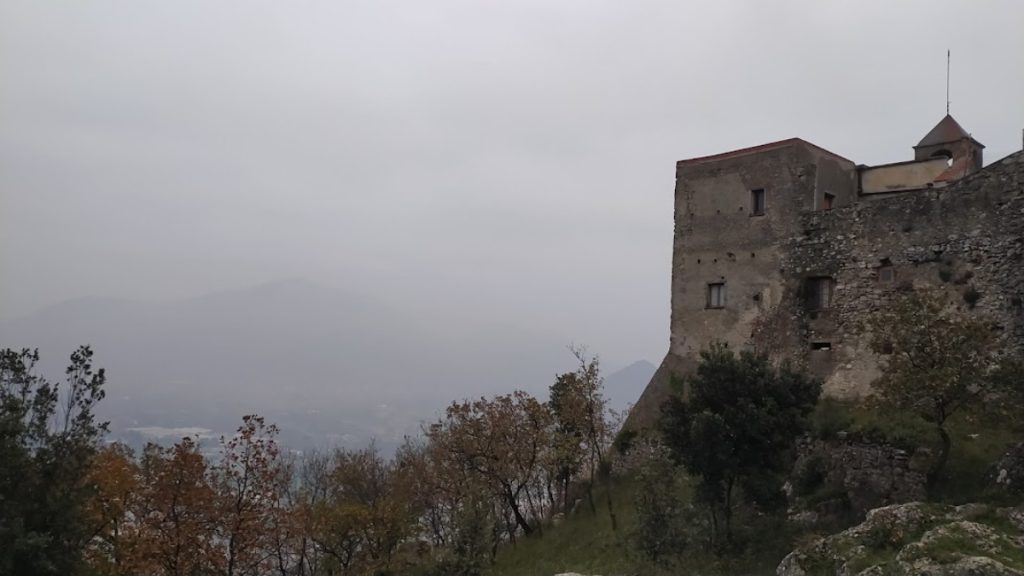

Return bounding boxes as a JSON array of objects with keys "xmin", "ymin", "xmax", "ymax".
[
  {"xmin": 792, "ymin": 437, "xmax": 928, "ymax": 516},
  {"xmin": 630, "ymin": 140, "xmax": 857, "ymax": 426},
  {"xmin": 628, "ymin": 150, "xmax": 1024, "ymax": 429},
  {"xmin": 779, "ymin": 150, "xmax": 1024, "ymax": 396}
]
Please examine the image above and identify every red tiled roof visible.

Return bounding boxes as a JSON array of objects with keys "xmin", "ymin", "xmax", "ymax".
[{"xmin": 677, "ymin": 137, "xmax": 853, "ymax": 166}]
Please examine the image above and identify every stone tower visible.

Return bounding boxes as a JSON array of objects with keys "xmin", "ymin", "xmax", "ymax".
[
  {"xmin": 626, "ymin": 123, "xmax": 1023, "ymax": 432},
  {"xmin": 913, "ymin": 114, "xmax": 985, "ymax": 176}
]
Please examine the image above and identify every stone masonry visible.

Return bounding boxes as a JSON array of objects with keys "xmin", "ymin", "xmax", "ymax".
[{"xmin": 628, "ymin": 116, "xmax": 1024, "ymax": 430}]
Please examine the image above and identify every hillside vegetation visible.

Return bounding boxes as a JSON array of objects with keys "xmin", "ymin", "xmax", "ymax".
[{"xmin": 2, "ymin": 293, "xmax": 1022, "ymax": 576}]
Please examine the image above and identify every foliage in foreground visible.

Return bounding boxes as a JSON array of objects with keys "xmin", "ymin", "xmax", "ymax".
[
  {"xmin": 660, "ymin": 343, "xmax": 821, "ymax": 547},
  {"xmin": 866, "ymin": 292, "xmax": 1022, "ymax": 486},
  {"xmin": 0, "ymin": 346, "xmax": 620, "ymax": 576},
  {"xmin": 0, "ymin": 347, "xmax": 107, "ymax": 576}
]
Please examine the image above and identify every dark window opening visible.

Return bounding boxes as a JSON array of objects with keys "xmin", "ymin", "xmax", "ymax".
[
  {"xmin": 823, "ymin": 192, "xmax": 835, "ymax": 210},
  {"xmin": 806, "ymin": 276, "xmax": 835, "ymax": 310},
  {"xmin": 879, "ymin": 340, "xmax": 894, "ymax": 355},
  {"xmin": 878, "ymin": 260, "xmax": 895, "ymax": 283},
  {"xmin": 706, "ymin": 283, "xmax": 725, "ymax": 309},
  {"xmin": 751, "ymin": 188, "xmax": 766, "ymax": 216},
  {"xmin": 811, "ymin": 342, "xmax": 832, "ymax": 351}
]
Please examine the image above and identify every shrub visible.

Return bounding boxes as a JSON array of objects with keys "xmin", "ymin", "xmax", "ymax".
[
  {"xmin": 963, "ymin": 286, "xmax": 981, "ymax": 308},
  {"xmin": 792, "ymin": 453, "xmax": 829, "ymax": 496},
  {"xmin": 849, "ymin": 409, "xmax": 933, "ymax": 450},
  {"xmin": 812, "ymin": 398, "xmax": 855, "ymax": 440},
  {"xmin": 631, "ymin": 452, "xmax": 688, "ymax": 568}
]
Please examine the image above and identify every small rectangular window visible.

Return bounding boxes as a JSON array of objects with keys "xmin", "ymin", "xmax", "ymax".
[
  {"xmin": 878, "ymin": 266, "xmax": 895, "ymax": 283},
  {"xmin": 806, "ymin": 277, "xmax": 834, "ymax": 310},
  {"xmin": 811, "ymin": 341, "xmax": 832, "ymax": 351},
  {"xmin": 823, "ymin": 193, "xmax": 835, "ymax": 210},
  {"xmin": 707, "ymin": 283, "xmax": 725, "ymax": 309},
  {"xmin": 751, "ymin": 188, "xmax": 766, "ymax": 216}
]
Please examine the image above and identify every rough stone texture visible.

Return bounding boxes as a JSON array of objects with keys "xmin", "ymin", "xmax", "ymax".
[
  {"xmin": 777, "ymin": 502, "xmax": 1024, "ymax": 576},
  {"xmin": 628, "ymin": 140, "xmax": 1024, "ymax": 429},
  {"xmin": 792, "ymin": 438, "xmax": 927, "ymax": 516},
  {"xmin": 783, "ymin": 150, "xmax": 1024, "ymax": 398},
  {"xmin": 994, "ymin": 442, "xmax": 1024, "ymax": 494}
]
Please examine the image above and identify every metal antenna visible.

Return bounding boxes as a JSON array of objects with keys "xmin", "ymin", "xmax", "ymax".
[{"xmin": 946, "ymin": 50, "xmax": 951, "ymax": 115}]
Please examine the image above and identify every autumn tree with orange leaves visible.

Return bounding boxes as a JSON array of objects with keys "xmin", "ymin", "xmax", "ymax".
[
  {"xmin": 83, "ymin": 443, "xmax": 146, "ymax": 576},
  {"xmin": 208, "ymin": 415, "xmax": 288, "ymax": 576},
  {"xmin": 427, "ymin": 390, "xmax": 554, "ymax": 539},
  {"xmin": 137, "ymin": 436, "xmax": 217, "ymax": 576}
]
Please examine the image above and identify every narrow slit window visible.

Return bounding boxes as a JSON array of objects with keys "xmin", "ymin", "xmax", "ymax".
[
  {"xmin": 707, "ymin": 283, "xmax": 726, "ymax": 309},
  {"xmin": 751, "ymin": 188, "xmax": 766, "ymax": 216},
  {"xmin": 811, "ymin": 341, "xmax": 832, "ymax": 351}
]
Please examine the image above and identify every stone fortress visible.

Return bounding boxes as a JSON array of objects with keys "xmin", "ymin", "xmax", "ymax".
[{"xmin": 628, "ymin": 114, "xmax": 1024, "ymax": 428}]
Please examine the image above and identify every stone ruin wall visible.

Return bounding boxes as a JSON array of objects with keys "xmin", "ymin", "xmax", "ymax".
[{"xmin": 775, "ymin": 150, "xmax": 1024, "ymax": 397}]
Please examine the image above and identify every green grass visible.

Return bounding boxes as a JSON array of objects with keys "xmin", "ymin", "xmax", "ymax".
[
  {"xmin": 487, "ymin": 481, "xmax": 637, "ymax": 576},
  {"xmin": 933, "ymin": 411, "xmax": 1021, "ymax": 504},
  {"xmin": 813, "ymin": 399, "xmax": 1021, "ymax": 504},
  {"xmin": 485, "ymin": 402, "xmax": 1021, "ymax": 576},
  {"xmin": 486, "ymin": 479, "xmax": 795, "ymax": 576},
  {"xmin": 910, "ymin": 523, "xmax": 1024, "ymax": 570}
]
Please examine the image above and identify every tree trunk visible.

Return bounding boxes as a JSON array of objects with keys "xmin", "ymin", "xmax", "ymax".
[
  {"xmin": 929, "ymin": 425, "xmax": 952, "ymax": 488},
  {"xmin": 604, "ymin": 482, "xmax": 617, "ymax": 531},
  {"xmin": 585, "ymin": 478, "xmax": 596, "ymax": 515},
  {"xmin": 723, "ymin": 476, "xmax": 734, "ymax": 547},
  {"xmin": 708, "ymin": 508, "xmax": 719, "ymax": 549},
  {"xmin": 506, "ymin": 491, "xmax": 533, "ymax": 535},
  {"xmin": 602, "ymin": 463, "xmax": 617, "ymax": 531}
]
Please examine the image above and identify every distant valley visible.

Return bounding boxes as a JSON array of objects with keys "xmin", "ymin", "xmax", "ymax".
[{"xmin": 0, "ymin": 280, "xmax": 655, "ymax": 453}]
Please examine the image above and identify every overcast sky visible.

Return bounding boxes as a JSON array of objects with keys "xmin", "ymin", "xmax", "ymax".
[{"xmin": 2, "ymin": 1, "xmax": 1023, "ymax": 367}]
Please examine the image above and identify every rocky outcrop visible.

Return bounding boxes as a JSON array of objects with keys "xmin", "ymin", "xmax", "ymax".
[
  {"xmin": 995, "ymin": 442, "xmax": 1024, "ymax": 494},
  {"xmin": 777, "ymin": 502, "xmax": 1024, "ymax": 576}
]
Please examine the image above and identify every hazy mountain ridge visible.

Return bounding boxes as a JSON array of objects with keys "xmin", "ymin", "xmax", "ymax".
[{"xmin": 0, "ymin": 279, "xmax": 651, "ymax": 452}]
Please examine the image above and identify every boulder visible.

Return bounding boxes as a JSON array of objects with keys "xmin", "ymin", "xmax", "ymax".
[
  {"xmin": 777, "ymin": 502, "xmax": 1024, "ymax": 576},
  {"xmin": 994, "ymin": 442, "xmax": 1024, "ymax": 494}
]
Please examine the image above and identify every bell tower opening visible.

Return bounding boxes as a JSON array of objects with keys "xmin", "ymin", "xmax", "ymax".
[{"xmin": 913, "ymin": 114, "xmax": 984, "ymax": 175}]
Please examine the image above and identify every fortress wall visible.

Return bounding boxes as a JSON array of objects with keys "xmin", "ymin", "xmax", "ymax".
[
  {"xmin": 781, "ymin": 151, "xmax": 1024, "ymax": 397},
  {"xmin": 627, "ymin": 150, "xmax": 1024, "ymax": 429}
]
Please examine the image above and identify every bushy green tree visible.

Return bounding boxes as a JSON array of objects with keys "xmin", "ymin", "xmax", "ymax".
[
  {"xmin": 660, "ymin": 343, "xmax": 820, "ymax": 547},
  {"xmin": 866, "ymin": 293, "xmax": 1000, "ymax": 485},
  {"xmin": 0, "ymin": 347, "xmax": 108, "ymax": 575},
  {"xmin": 631, "ymin": 446, "xmax": 688, "ymax": 569}
]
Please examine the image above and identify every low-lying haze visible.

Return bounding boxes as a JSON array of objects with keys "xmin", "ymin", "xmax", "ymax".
[{"xmin": 2, "ymin": 2, "xmax": 1023, "ymax": 423}]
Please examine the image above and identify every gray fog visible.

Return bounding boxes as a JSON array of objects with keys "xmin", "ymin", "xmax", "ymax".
[{"xmin": 3, "ymin": 0, "xmax": 1024, "ymax": 370}]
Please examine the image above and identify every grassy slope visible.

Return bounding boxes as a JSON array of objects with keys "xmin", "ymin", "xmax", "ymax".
[
  {"xmin": 488, "ymin": 482, "xmax": 637, "ymax": 576},
  {"xmin": 826, "ymin": 400, "xmax": 1021, "ymax": 503},
  {"xmin": 487, "ymin": 479, "xmax": 793, "ymax": 576},
  {"xmin": 487, "ymin": 403, "xmax": 1020, "ymax": 576}
]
